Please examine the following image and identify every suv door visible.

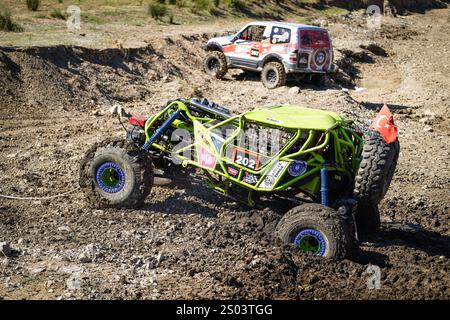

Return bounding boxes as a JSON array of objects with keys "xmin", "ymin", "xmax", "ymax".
[{"xmin": 226, "ymin": 24, "xmax": 268, "ymax": 69}]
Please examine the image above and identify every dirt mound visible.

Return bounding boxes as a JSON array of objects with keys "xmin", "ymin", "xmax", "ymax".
[
  {"xmin": 0, "ymin": 33, "xmax": 221, "ymax": 112},
  {"xmin": 0, "ymin": 45, "xmax": 182, "ymax": 111}
]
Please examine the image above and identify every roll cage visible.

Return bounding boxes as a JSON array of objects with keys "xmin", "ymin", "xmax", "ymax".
[{"xmin": 137, "ymin": 99, "xmax": 364, "ymax": 205}]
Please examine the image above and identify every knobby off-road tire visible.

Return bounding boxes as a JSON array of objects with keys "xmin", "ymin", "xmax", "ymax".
[
  {"xmin": 354, "ymin": 131, "xmax": 400, "ymax": 235},
  {"xmin": 276, "ymin": 203, "xmax": 351, "ymax": 260},
  {"xmin": 261, "ymin": 61, "xmax": 287, "ymax": 89},
  {"xmin": 79, "ymin": 138, "xmax": 154, "ymax": 209},
  {"xmin": 204, "ymin": 51, "xmax": 228, "ymax": 79}
]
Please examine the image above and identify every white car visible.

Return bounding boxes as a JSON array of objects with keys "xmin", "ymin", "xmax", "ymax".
[{"xmin": 203, "ymin": 21, "xmax": 336, "ymax": 89}]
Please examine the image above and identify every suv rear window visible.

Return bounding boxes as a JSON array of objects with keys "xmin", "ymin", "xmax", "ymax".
[
  {"xmin": 270, "ymin": 27, "xmax": 291, "ymax": 44},
  {"xmin": 299, "ymin": 30, "xmax": 330, "ymax": 49}
]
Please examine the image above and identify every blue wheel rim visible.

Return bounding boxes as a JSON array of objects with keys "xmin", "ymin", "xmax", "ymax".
[
  {"xmin": 95, "ymin": 161, "xmax": 125, "ymax": 193},
  {"xmin": 293, "ymin": 229, "xmax": 327, "ymax": 257}
]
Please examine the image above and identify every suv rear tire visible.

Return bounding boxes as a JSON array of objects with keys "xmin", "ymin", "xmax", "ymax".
[
  {"xmin": 261, "ymin": 61, "xmax": 286, "ymax": 89},
  {"xmin": 204, "ymin": 51, "xmax": 228, "ymax": 79}
]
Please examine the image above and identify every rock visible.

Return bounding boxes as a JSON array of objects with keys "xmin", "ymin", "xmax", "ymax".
[
  {"xmin": 58, "ymin": 226, "xmax": 72, "ymax": 232},
  {"xmin": 423, "ymin": 125, "xmax": 433, "ymax": 132},
  {"xmin": 61, "ymin": 265, "xmax": 84, "ymax": 274},
  {"xmin": 156, "ymin": 253, "xmax": 166, "ymax": 264},
  {"xmin": 312, "ymin": 19, "xmax": 328, "ymax": 27},
  {"xmin": 93, "ymin": 109, "xmax": 106, "ymax": 116},
  {"xmin": 288, "ymin": 86, "xmax": 300, "ymax": 95},
  {"xmin": 78, "ymin": 252, "xmax": 92, "ymax": 263},
  {"xmin": 0, "ymin": 242, "xmax": 12, "ymax": 256},
  {"xmin": 78, "ymin": 243, "xmax": 101, "ymax": 263},
  {"xmin": 29, "ymin": 267, "xmax": 46, "ymax": 275},
  {"xmin": 66, "ymin": 273, "xmax": 81, "ymax": 290}
]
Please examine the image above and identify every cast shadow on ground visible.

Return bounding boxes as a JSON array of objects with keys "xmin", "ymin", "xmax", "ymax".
[
  {"xmin": 376, "ymin": 222, "xmax": 450, "ymax": 258},
  {"xmin": 142, "ymin": 196, "xmax": 219, "ymax": 218},
  {"xmin": 0, "ymin": 48, "xmax": 22, "ymax": 83},
  {"xmin": 361, "ymin": 102, "xmax": 412, "ymax": 111},
  {"xmin": 232, "ymin": 70, "xmax": 342, "ymax": 91},
  {"xmin": 142, "ymin": 182, "xmax": 255, "ymax": 218},
  {"xmin": 349, "ymin": 222, "xmax": 449, "ymax": 265}
]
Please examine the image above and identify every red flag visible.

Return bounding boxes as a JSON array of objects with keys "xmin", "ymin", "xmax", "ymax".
[{"xmin": 370, "ymin": 105, "xmax": 398, "ymax": 144}]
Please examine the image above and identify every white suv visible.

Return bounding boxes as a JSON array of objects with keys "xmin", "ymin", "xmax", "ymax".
[{"xmin": 203, "ymin": 21, "xmax": 336, "ymax": 89}]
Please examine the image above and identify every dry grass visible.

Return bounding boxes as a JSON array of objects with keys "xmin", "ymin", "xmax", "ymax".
[{"xmin": 0, "ymin": 0, "xmax": 349, "ymax": 47}]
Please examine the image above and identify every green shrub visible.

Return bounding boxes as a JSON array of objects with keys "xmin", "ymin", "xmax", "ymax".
[
  {"xmin": 26, "ymin": 0, "xmax": 41, "ymax": 11},
  {"xmin": 176, "ymin": 0, "xmax": 188, "ymax": 8},
  {"xmin": 214, "ymin": 0, "xmax": 220, "ymax": 6},
  {"xmin": 50, "ymin": 8, "xmax": 67, "ymax": 20},
  {"xmin": 0, "ymin": 8, "xmax": 24, "ymax": 32},
  {"xmin": 229, "ymin": 0, "xmax": 246, "ymax": 10},
  {"xmin": 148, "ymin": 2, "xmax": 167, "ymax": 20},
  {"xmin": 193, "ymin": 0, "xmax": 210, "ymax": 11},
  {"xmin": 168, "ymin": 0, "xmax": 177, "ymax": 4}
]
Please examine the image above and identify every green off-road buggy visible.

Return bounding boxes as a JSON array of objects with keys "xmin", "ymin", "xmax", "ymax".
[{"xmin": 79, "ymin": 98, "xmax": 399, "ymax": 260}]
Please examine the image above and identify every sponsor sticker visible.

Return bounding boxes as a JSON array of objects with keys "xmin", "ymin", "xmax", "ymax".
[
  {"xmin": 266, "ymin": 117, "xmax": 282, "ymax": 124},
  {"xmin": 227, "ymin": 166, "xmax": 239, "ymax": 177},
  {"xmin": 243, "ymin": 172, "xmax": 258, "ymax": 185},
  {"xmin": 198, "ymin": 146, "xmax": 216, "ymax": 169},
  {"xmin": 288, "ymin": 160, "xmax": 308, "ymax": 177},
  {"xmin": 259, "ymin": 161, "xmax": 288, "ymax": 189},
  {"xmin": 250, "ymin": 48, "xmax": 259, "ymax": 57}
]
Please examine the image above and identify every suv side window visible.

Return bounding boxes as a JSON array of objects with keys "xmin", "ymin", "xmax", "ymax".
[
  {"xmin": 270, "ymin": 26, "xmax": 291, "ymax": 44},
  {"xmin": 238, "ymin": 25, "xmax": 266, "ymax": 42}
]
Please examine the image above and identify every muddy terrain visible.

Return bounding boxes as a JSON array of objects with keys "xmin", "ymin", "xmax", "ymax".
[{"xmin": 0, "ymin": 8, "xmax": 449, "ymax": 299}]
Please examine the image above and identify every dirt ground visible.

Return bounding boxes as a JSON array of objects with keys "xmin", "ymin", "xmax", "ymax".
[{"xmin": 0, "ymin": 7, "xmax": 449, "ymax": 300}]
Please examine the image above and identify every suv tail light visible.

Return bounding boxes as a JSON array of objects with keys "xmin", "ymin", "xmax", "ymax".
[{"xmin": 289, "ymin": 49, "xmax": 298, "ymax": 62}]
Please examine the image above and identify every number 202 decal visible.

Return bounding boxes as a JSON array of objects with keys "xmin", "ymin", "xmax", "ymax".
[
  {"xmin": 235, "ymin": 155, "xmax": 257, "ymax": 169},
  {"xmin": 232, "ymin": 147, "xmax": 261, "ymax": 170}
]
